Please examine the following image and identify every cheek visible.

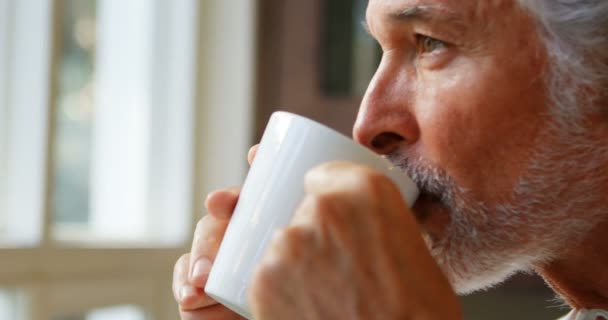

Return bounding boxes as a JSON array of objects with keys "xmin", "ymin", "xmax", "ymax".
[
  {"xmin": 412, "ymin": 57, "xmax": 549, "ymax": 202},
  {"xmin": 413, "ymin": 60, "xmax": 490, "ymax": 165}
]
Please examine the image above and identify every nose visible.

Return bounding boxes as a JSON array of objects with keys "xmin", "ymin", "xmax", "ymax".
[{"xmin": 353, "ymin": 65, "xmax": 419, "ymax": 155}]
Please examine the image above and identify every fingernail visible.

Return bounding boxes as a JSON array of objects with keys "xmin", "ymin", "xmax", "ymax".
[
  {"xmin": 180, "ymin": 285, "xmax": 196, "ymax": 301},
  {"xmin": 191, "ymin": 258, "xmax": 212, "ymax": 280}
]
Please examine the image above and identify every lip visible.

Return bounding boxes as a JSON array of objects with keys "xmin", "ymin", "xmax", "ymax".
[
  {"xmin": 412, "ymin": 190, "xmax": 443, "ymax": 222},
  {"xmin": 410, "ymin": 188, "xmax": 452, "ymax": 250}
]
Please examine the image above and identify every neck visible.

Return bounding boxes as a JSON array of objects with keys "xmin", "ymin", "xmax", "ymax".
[
  {"xmin": 534, "ymin": 108, "xmax": 608, "ymax": 310},
  {"xmin": 535, "ymin": 217, "xmax": 608, "ymax": 310}
]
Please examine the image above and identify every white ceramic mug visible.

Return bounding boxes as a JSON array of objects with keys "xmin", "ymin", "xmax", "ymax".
[{"xmin": 205, "ymin": 111, "xmax": 419, "ymax": 319}]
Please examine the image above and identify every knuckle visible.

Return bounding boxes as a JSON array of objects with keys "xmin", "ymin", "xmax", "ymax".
[
  {"xmin": 192, "ymin": 225, "xmax": 205, "ymax": 247},
  {"xmin": 354, "ymin": 167, "xmax": 384, "ymax": 187},
  {"xmin": 173, "ymin": 254, "xmax": 190, "ymax": 294},
  {"xmin": 250, "ymin": 263, "xmax": 277, "ymax": 306},
  {"xmin": 281, "ymin": 226, "xmax": 307, "ymax": 245},
  {"xmin": 269, "ymin": 228, "xmax": 293, "ymax": 252},
  {"xmin": 310, "ymin": 193, "xmax": 333, "ymax": 210},
  {"xmin": 266, "ymin": 228, "xmax": 303, "ymax": 264},
  {"xmin": 193, "ymin": 219, "xmax": 206, "ymax": 240},
  {"xmin": 308, "ymin": 196, "xmax": 331, "ymax": 224},
  {"xmin": 253, "ymin": 263, "xmax": 275, "ymax": 287},
  {"xmin": 352, "ymin": 167, "xmax": 394, "ymax": 198},
  {"xmin": 193, "ymin": 215, "xmax": 224, "ymax": 246},
  {"xmin": 175, "ymin": 253, "xmax": 190, "ymax": 272},
  {"xmin": 195, "ymin": 215, "xmax": 210, "ymax": 232},
  {"xmin": 304, "ymin": 162, "xmax": 334, "ymax": 184},
  {"xmin": 306, "ymin": 193, "xmax": 342, "ymax": 224},
  {"xmin": 269, "ymin": 226, "xmax": 316, "ymax": 264},
  {"xmin": 272, "ymin": 227, "xmax": 289, "ymax": 242}
]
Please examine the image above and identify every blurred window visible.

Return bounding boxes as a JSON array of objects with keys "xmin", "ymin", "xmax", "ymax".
[
  {"xmin": 53, "ymin": 305, "xmax": 146, "ymax": 320},
  {"xmin": 51, "ymin": 0, "xmax": 196, "ymax": 246},
  {"xmin": 320, "ymin": 0, "xmax": 381, "ymax": 97},
  {"xmin": 0, "ymin": 0, "xmax": 51, "ymax": 246},
  {"xmin": 0, "ymin": 0, "xmax": 196, "ymax": 247},
  {"xmin": 0, "ymin": 0, "xmax": 202, "ymax": 318},
  {"xmin": 0, "ymin": 289, "xmax": 28, "ymax": 320}
]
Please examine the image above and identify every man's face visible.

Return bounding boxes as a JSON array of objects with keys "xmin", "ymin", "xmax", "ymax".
[{"xmin": 354, "ymin": 0, "xmax": 603, "ymax": 293}]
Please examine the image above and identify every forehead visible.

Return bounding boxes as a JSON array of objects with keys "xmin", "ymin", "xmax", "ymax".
[{"xmin": 366, "ymin": 0, "xmax": 519, "ymax": 25}]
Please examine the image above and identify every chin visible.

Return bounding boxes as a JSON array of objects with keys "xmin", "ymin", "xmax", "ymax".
[
  {"xmin": 410, "ymin": 191, "xmax": 530, "ymax": 295},
  {"xmin": 388, "ymin": 118, "xmax": 607, "ymax": 295}
]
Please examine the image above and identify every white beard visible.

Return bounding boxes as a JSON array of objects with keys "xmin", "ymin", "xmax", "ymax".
[{"xmin": 388, "ymin": 112, "xmax": 608, "ymax": 294}]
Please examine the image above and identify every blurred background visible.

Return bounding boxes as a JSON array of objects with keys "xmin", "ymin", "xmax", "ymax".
[{"xmin": 0, "ymin": 0, "xmax": 568, "ymax": 319}]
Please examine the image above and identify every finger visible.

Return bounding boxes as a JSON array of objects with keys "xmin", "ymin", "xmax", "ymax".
[
  {"xmin": 304, "ymin": 161, "xmax": 404, "ymax": 203},
  {"xmin": 290, "ymin": 194, "xmax": 315, "ymax": 227},
  {"xmin": 304, "ymin": 161, "xmax": 418, "ymax": 236},
  {"xmin": 174, "ymin": 252, "xmax": 222, "ymax": 310},
  {"xmin": 289, "ymin": 194, "xmax": 330, "ymax": 231},
  {"xmin": 205, "ymin": 186, "xmax": 240, "ymax": 220},
  {"xmin": 304, "ymin": 161, "xmax": 392, "ymax": 196},
  {"xmin": 180, "ymin": 304, "xmax": 244, "ymax": 320},
  {"xmin": 173, "ymin": 253, "xmax": 191, "ymax": 303},
  {"xmin": 174, "ymin": 254, "xmax": 215, "ymax": 310},
  {"xmin": 178, "ymin": 284, "xmax": 208, "ymax": 311},
  {"xmin": 247, "ymin": 144, "xmax": 259, "ymax": 165},
  {"xmin": 188, "ymin": 215, "xmax": 230, "ymax": 286}
]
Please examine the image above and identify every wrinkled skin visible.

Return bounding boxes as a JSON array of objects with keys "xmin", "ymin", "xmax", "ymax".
[{"xmin": 355, "ymin": 0, "xmax": 547, "ymax": 243}]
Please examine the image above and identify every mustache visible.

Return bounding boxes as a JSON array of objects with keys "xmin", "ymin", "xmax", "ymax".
[{"xmin": 385, "ymin": 152, "xmax": 455, "ymax": 206}]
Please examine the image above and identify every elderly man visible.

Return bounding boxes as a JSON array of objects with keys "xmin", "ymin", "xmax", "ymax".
[{"xmin": 173, "ymin": 0, "xmax": 608, "ymax": 319}]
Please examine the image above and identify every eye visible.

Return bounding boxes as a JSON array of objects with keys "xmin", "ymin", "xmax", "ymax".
[{"xmin": 416, "ymin": 35, "xmax": 446, "ymax": 53}]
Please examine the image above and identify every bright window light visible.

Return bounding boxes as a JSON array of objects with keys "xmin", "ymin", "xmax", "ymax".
[
  {"xmin": 50, "ymin": 0, "xmax": 197, "ymax": 246},
  {"xmin": 53, "ymin": 304, "xmax": 147, "ymax": 320},
  {"xmin": 0, "ymin": 0, "xmax": 53, "ymax": 247},
  {"xmin": 0, "ymin": 289, "xmax": 28, "ymax": 320},
  {"xmin": 87, "ymin": 305, "xmax": 146, "ymax": 320}
]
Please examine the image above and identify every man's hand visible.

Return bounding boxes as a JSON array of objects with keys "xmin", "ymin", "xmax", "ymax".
[
  {"xmin": 248, "ymin": 161, "xmax": 463, "ymax": 320},
  {"xmin": 172, "ymin": 146, "xmax": 258, "ymax": 320}
]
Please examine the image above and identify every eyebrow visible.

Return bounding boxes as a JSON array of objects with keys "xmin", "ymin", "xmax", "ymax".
[
  {"xmin": 362, "ymin": 4, "xmax": 466, "ymax": 36},
  {"xmin": 391, "ymin": 5, "xmax": 463, "ymax": 24}
]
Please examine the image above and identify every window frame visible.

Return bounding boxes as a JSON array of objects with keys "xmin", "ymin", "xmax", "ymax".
[{"xmin": 0, "ymin": 0, "xmax": 52, "ymax": 247}]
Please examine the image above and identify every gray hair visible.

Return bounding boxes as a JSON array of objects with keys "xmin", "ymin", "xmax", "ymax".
[{"xmin": 518, "ymin": 0, "xmax": 608, "ymax": 116}]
